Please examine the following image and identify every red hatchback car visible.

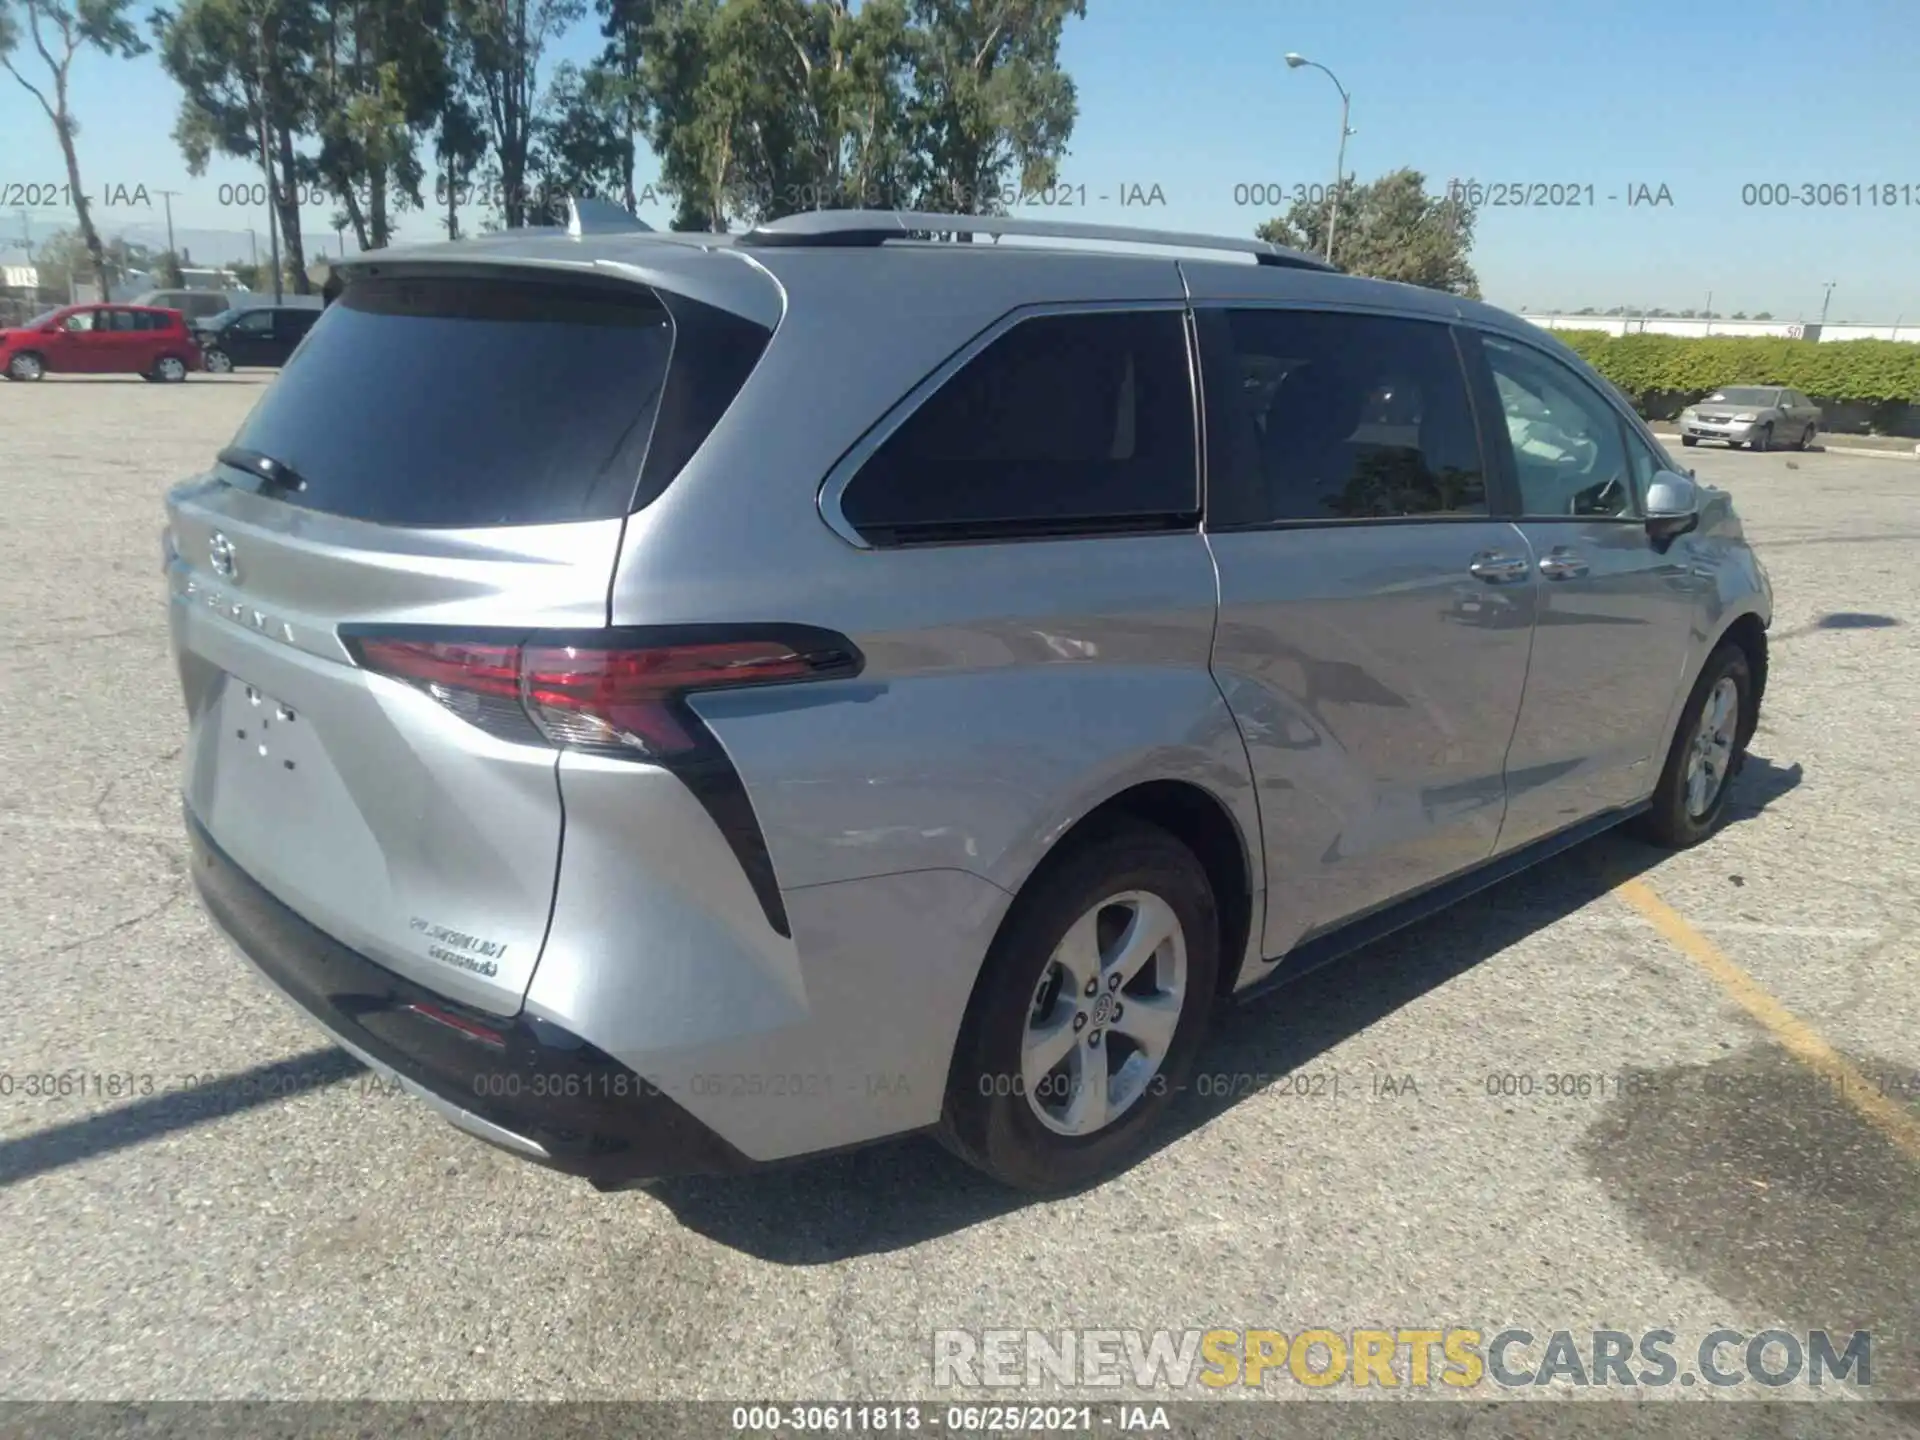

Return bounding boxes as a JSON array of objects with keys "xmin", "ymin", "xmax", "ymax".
[{"xmin": 0, "ymin": 302, "xmax": 202, "ymax": 382}]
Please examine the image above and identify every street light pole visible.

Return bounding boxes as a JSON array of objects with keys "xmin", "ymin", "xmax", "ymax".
[
  {"xmin": 1285, "ymin": 52, "xmax": 1353, "ymax": 267},
  {"xmin": 156, "ymin": 189, "xmax": 180, "ymax": 261},
  {"xmin": 1820, "ymin": 281, "xmax": 1836, "ymax": 325}
]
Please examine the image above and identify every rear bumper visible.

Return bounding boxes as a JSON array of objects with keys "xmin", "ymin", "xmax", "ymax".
[{"xmin": 185, "ymin": 806, "xmax": 757, "ymax": 1188}]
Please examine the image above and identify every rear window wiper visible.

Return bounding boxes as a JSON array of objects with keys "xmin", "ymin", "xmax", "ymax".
[{"xmin": 217, "ymin": 446, "xmax": 308, "ymax": 495}]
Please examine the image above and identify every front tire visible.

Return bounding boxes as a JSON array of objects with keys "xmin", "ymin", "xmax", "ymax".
[
  {"xmin": 1750, "ymin": 423, "xmax": 1772, "ymax": 452},
  {"xmin": 1633, "ymin": 642, "xmax": 1752, "ymax": 848},
  {"xmin": 5, "ymin": 351, "xmax": 45, "ymax": 381},
  {"xmin": 1799, "ymin": 424, "xmax": 1815, "ymax": 450},
  {"xmin": 1681, "ymin": 435, "xmax": 1698, "ymax": 448},
  {"xmin": 938, "ymin": 819, "xmax": 1219, "ymax": 1193},
  {"xmin": 203, "ymin": 348, "xmax": 233, "ymax": 374}
]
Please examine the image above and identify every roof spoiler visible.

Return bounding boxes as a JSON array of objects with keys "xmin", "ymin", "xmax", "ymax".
[{"xmin": 568, "ymin": 197, "xmax": 653, "ymax": 237}]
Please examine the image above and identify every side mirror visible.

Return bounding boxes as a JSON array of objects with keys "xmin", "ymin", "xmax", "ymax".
[{"xmin": 1644, "ymin": 470, "xmax": 1701, "ymax": 542}]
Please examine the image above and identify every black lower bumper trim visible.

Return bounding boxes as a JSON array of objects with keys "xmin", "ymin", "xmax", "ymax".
[{"xmin": 185, "ymin": 808, "xmax": 756, "ymax": 1186}]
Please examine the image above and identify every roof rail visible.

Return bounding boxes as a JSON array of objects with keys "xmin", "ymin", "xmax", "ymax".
[
  {"xmin": 567, "ymin": 196, "xmax": 653, "ymax": 237},
  {"xmin": 735, "ymin": 209, "xmax": 1336, "ymax": 271}
]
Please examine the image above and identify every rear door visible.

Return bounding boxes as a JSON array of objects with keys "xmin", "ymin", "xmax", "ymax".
[
  {"xmin": 96, "ymin": 308, "xmax": 142, "ymax": 371},
  {"xmin": 272, "ymin": 310, "xmax": 319, "ymax": 364},
  {"xmin": 130, "ymin": 309, "xmax": 166, "ymax": 368},
  {"xmin": 166, "ymin": 265, "xmax": 737, "ymax": 1015},
  {"xmin": 1194, "ymin": 304, "xmax": 1538, "ymax": 958},
  {"xmin": 222, "ymin": 308, "xmax": 276, "ymax": 366}
]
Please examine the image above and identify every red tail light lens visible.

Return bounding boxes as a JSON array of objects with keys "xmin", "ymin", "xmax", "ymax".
[
  {"xmin": 405, "ymin": 1001, "xmax": 507, "ymax": 1049},
  {"xmin": 347, "ymin": 629, "xmax": 859, "ymax": 759},
  {"xmin": 356, "ymin": 639, "xmax": 521, "ymax": 699},
  {"xmin": 521, "ymin": 641, "xmax": 816, "ymax": 754}
]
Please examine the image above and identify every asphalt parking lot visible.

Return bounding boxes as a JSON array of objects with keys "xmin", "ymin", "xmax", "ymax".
[{"xmin": 1, "ymin": 374, "xmax": 1916, "ymax": 1406}]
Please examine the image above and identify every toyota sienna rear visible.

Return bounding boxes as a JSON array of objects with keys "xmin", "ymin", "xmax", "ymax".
[{"xmin": 173, "ymin": 212, "xmax": 1770, "ymax": 1194}]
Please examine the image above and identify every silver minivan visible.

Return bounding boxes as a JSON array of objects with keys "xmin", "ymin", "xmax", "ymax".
[{"xmin": 166, "ymin": 209, "xmax": 1772, "ymax": 1193}]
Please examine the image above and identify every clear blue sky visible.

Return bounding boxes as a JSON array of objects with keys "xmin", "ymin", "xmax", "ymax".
[{"xmin": 4, "ymin": 0, "xmax": 1917, "ymax": 318}]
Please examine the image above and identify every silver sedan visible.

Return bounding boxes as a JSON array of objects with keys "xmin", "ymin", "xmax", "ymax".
[{"xmin": 1680, "ymin": 386, "xmax": 1821, "ymax": 451}]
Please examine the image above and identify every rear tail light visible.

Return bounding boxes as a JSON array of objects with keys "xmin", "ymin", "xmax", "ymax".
[
  {"xmin": 342, "ymin": 624, "xmax": 856, "ymax": 942},
  {"xmin": 343, "ymin": 627, "xmax": 862, "ymax": 759}
]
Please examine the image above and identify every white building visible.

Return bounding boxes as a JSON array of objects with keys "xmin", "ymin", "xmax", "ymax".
[{"xmin": 1521, "ymin": 314, "xmax": 1916, "ymax": 344}]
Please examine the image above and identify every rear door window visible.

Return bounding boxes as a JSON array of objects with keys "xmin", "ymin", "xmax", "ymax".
[
  {"xmin": 836, "ymin": 308, "xmax": 1198, "ymax": 546},
  {"xmin": 1203, "ymin": 308, "xmax": 1488, "ymax": 526},
  {"xmin": 221, "ymin": 275, "xmax": 693, "ymax": 528}
]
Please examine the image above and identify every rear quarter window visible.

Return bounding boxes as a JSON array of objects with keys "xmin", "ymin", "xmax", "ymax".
[{"xmin": 837, "ymin": 308, "xmax": 1198, "ymax": 546}]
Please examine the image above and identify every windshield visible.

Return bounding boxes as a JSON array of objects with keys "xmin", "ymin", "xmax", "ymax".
[{"xmin": 1703, "ymin": 387, "xmax": 1778, "ymax": 405}]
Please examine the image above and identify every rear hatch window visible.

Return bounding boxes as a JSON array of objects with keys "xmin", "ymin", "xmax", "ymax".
[{"xmin": 222, "ymin": 273, "xmax": 742, "ymax": 528}]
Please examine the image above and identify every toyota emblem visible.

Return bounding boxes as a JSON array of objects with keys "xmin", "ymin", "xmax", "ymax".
[{"xmin": 208, "ymin": 531, "xmax": 237, "ymax": 579}]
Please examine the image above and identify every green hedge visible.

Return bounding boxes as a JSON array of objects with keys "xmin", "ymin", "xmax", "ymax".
[{"xmin": 1544, "ymin": 330, "xmax": 1920, "ymax": 404}]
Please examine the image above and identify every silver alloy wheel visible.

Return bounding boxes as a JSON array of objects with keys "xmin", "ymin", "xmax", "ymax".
[
  {"xmin": 8, "ymin": 352, "xmax": 43, "ymax": 381},
  {"xmin": 1021, "ymin": 889, "xmax": 1188, "ymax": 1137},
  {"xmin": 204, "ymin": 349, "xmax": 233, "ymax": 374},
  {"xmin": 156, "ymin": 356, "xmax": 187, "ymax": 382},
  {"xmin": 1685, "ymin": 676, "xmax": 1739, "ymax": 817}
]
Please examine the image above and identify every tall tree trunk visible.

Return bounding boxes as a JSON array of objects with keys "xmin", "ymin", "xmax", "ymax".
[
  {"xmin": 621, "ymin": 104, "xmax": 636, "ymax": 214},
  {"xmin": 51, "ymin": 83, "xmax": 111, "ymax": 295},
  {"xmin": 619, "ymin": 38, "xmax": 637, "ymax": 213},
  {"xmin": 370, "ymin": 171, "xmax": 390, "ymax": 247},
  {"xmin": 337, "ymin": 182, "xmax": 370, "ymax": 249},
  {"xmin": 275, "ymin": 124, "xmax": 311, "ymax": 291}
]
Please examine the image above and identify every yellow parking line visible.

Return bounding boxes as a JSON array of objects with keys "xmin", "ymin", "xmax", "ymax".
[{"xmin": 1615, "ymin": 877, "xmax": 1920, "ymax": 1165}]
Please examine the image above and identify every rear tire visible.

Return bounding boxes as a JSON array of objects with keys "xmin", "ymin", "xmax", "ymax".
[
  {"xmin": 937, "ymin": 819, "xmax": 1219, "ymax": 1194},
  {"xmin": 153, "ymin": 355, "xmax": 188, "ymax": 383},
  {"xmin": 5, "ymin": 351, "xmax": 45, "ymax": 381},
  {"xmin": 1632, "ymin": 642, "xmax": 1752, "ymax": 849}
]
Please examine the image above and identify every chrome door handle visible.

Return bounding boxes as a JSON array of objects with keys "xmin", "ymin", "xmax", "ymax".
[
  {"xmin": 1538, "ymin": 547, "xmax": 1590, "ymax": 580},
  {"xmin": 1469, "ymin": 551, "xmax": 1530, "ymax": 584}
]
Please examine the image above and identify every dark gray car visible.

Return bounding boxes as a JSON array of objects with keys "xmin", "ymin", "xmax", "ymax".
[
  {"xmin": 1680, "ymin": 385, "xmax": 1821, "ymax": 451},
  {"xmin": 164, "ymin": 207, "xmax": 1774, "ymax": 1194}
]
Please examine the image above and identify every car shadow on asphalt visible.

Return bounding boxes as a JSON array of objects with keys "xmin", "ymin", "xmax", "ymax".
[
  {"xmin": 647, "ymin": 752, "xmax": 1804, "ymax": 1263},
  {"xmin": 0, "ymin": 760, "xmax": 1804, "ymax": 1243}
]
